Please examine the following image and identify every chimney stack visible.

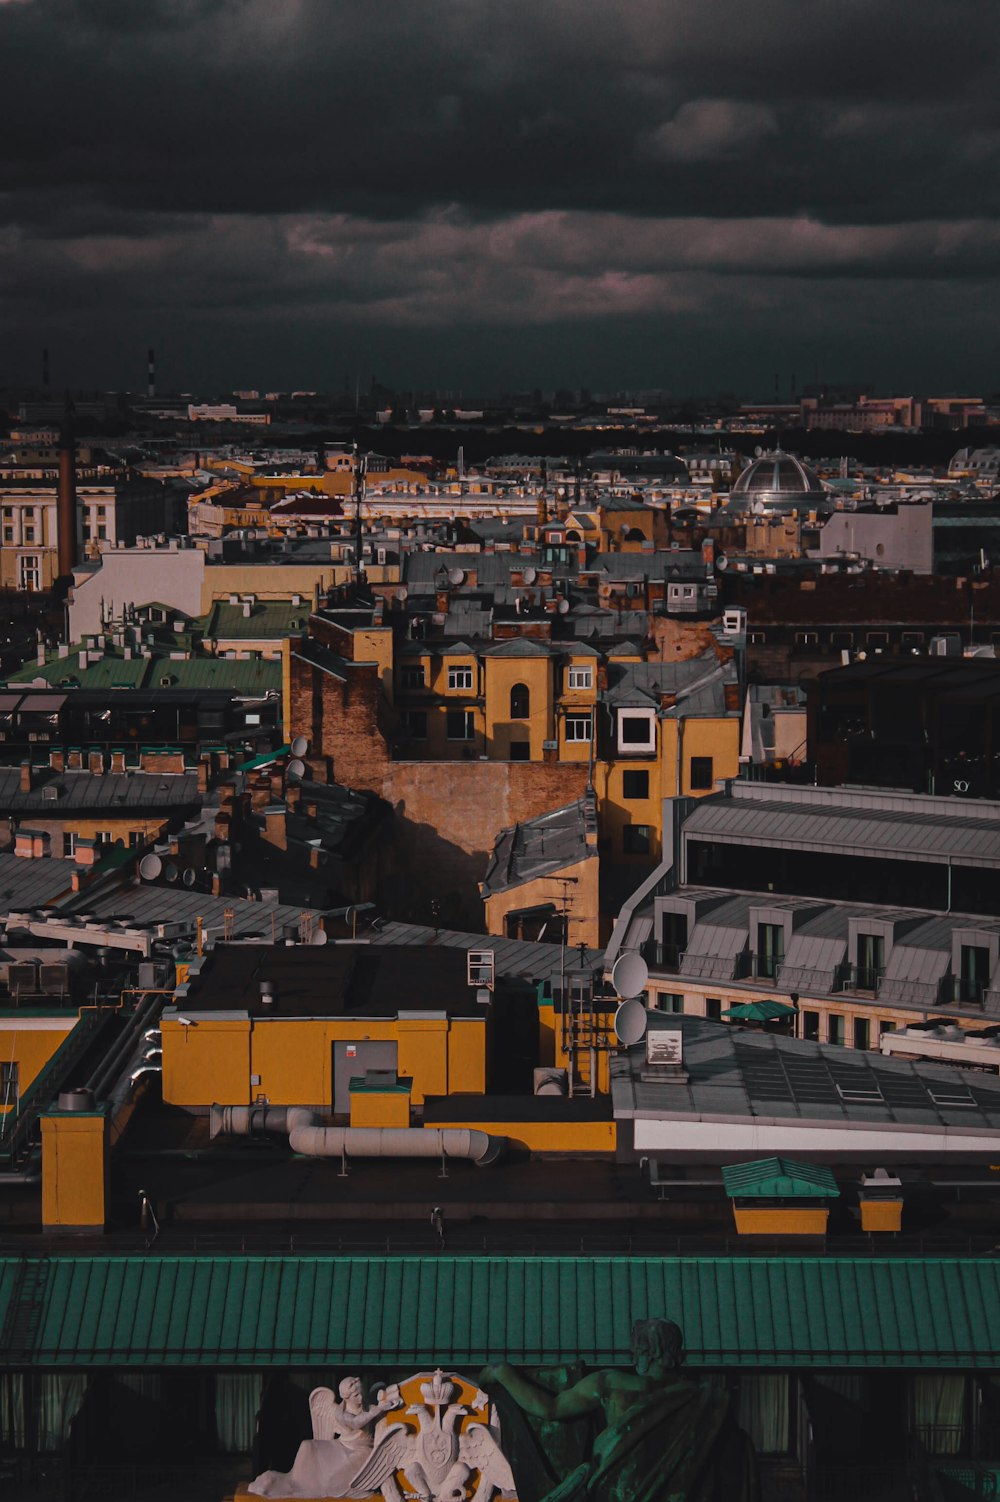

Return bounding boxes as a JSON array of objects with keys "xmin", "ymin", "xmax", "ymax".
[
  {"xmin": 57, "ymin": 400, "xmax": 77, "ymax": 581},
  {"xmin": 147, "ymin": 347, "xmax": 156, "ymax": 400}
]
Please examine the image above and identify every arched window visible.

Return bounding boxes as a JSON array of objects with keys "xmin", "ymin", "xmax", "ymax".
[{"xmin": 510, "ymin": 682, "xmax": 530, "ymax": 719}]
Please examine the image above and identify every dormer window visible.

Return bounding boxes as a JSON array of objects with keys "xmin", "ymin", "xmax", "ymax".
[{"xmin": 617, "ymin": 709, "xmax": 656, "ymax": 755}]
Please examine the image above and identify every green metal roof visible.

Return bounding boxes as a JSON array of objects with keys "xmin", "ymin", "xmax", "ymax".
[
  {"xmin": 0, "ymin": 1255, "xmax": 997, "ymax": 1370},
  {"xmin": 721, "ymin": 1159, "xmax": 840, "ymax": 1200}
]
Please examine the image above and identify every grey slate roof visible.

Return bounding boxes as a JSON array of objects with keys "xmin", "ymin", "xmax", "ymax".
[
  {"xmin": 612, "ymin": 1013, "xmax": 1000, "ymax": 1132},
  {"xmin": 684, "ymin": 793, "xmax": 1000, "ymax": 868},
  {"xmin": 368, "ymin": 921, "xmax": 603, "ymax": 985},
  {"xmin": 0, "ymin": 852, "xmax": 76, "ymax": 910},
  {"xmin": 0, "ymin": 769, "xmax": 201, "ymax": 815},
  {"xmin": 482, "ymin": 795, "xmax": 597, "ymax": 897}
]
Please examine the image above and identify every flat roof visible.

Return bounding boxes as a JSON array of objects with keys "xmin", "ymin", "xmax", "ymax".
[{"xmin": 180, "ymin": 943, "xmax": 490, "ymax": 1019}]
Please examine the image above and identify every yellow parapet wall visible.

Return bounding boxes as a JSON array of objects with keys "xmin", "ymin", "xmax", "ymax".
[
  {"xmin": 732, "ymin": 1206, "xmax": 829, "ymax": 1236},
  {"xmin": 860, "ymin": 1199, "xmax": 903, "ymax": 1232},
  {"xmin": 41, "ymin": 1108, "xmax": 109, "ymax": 1232}
]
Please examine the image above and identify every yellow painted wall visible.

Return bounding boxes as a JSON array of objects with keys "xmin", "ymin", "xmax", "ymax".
[
  {"xmin": 41, "ymin": 1111, "xmax": 108, "ymax": 1230},
  {"xmin": 483, "ymin": 655, "xmax": 553, "ymax": 760},
  {"xmin": 350, "ymin": 1090, "xmax": 411, "ymax": 1128},
  {"xmin": 425, "ymin": 1118, "xmax": 616, "ymax": 1153},
  {"xmin": 161, "ymin": 1017, "xmax": 252, "ymax": 1106},
  {"xmin": 161, "ymin": 1014, "xmax": 487, "ymax": 1108},
  {"xmin": 860, "ymin": 1200, "xmax": 902, "ymax": 1232},
  {"xmin": 0, "ymin": 1020, "xmax": 75, "ymax": 1112},
  {"xmin": 484, "ymin": 854, "xmax": 600, "ymax": 950},
  {"xmin": 732, "ymin": 1206, "xmax": 829, "ymax": 1236},
  {"xmin": 447, "ymin": 1019, "xmax": 488, "ymax": 1094},
  {"xmin": 353, "ymin": 627, "xmax": 395, "ymax": 703}
]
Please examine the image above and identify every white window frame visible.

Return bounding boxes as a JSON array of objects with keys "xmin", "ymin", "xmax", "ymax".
[
  {"xmin": 617, "ymin": 709, "xmax": 656, "ymax": 754},
  {"xmin": 17, "ymin": 554, "xmax": 41, "ymax": 592},
  {"xmin": 567, "ymin": 666, "xmax": 593, "ymax": 691},
  {"xmin": 565, "ymin": 713, "xmax": 593, "ymax": 743},
  {"xmin": 447, "ymin": 664, "xmax": 474, "ymax": 691}
]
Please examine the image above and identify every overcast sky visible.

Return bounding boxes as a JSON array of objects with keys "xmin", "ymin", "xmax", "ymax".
[{"xmin": 2, "ymin": 0, "xmax": 999, "ymax": 396}]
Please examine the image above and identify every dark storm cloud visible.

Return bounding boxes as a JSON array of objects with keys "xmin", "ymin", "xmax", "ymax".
[{"xmin": 2, "ymin": 0, "xmax": 1000, "ymax": 389}]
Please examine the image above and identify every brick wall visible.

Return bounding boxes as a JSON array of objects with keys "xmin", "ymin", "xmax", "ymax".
[{"xmin": 289, "ymin": 650, "xmax": 588, "ymax": 926}]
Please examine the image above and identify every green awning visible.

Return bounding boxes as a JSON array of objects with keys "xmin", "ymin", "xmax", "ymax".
[
  {"xmin": 0, "ymin": 1255, "xmax": 997, "ymax": 1369},
  {"xmin": 722, "ymin": 1001, "xmax": 798, "ymax": 1022},
  {"xmin": 721, "ymin": 1159, "xmax": 840, "ymax": 1200}
]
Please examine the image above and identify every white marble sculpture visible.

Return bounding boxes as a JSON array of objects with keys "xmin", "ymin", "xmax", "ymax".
[
  {"xmin": 247, "ymin": 1369, "xmax": 516, "ymax": 1502},
  {"xmin": 248, "ymin": 1377, "xmax": 402, "ymax": 1498}
]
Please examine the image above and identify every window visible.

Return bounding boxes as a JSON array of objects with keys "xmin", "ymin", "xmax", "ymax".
[
  {"xmin": 1, "ymin": 1061, "xmax": 18, "ymax": 1104},
  {"xmin": 879, "ymin": 1019, "xmax": 895, "ymax": 1037},
  {"xmin": 97, "ymin": 526, "xmax": 107, "ymax": 541},
  {"xmin": 23, "ymin": 527, "xmax": 34, "ymax": 543},
  {"xmin": 510, "ymin": 682, "xmax": 530, "ymax": 718},
  {"xmin": 801, "ymin": 1010, "xmax": 820, "ymax": 1041},
  {"xmin": 705, "ymin": 997, "xmax": 722, "ymax": 1021},
  {"xmin": 658, "ymin": 993, "xmax": 684, "ymax": 1014},
  {"xmin": 856, "ymin": 933, "xmax": 885, "ymax": 991},
  {"xmin": 749, "ymin": 631, "xmax": 766, "ymax": 645},
  {"xmin": 17, "ymin": 555, "xmax": 40, "ymax": 592},
  {"xmin": 902, "ymin": 632, "xmax": 924, "ymax": 650},
  {"xmin": 866, "ymin": 632, "xmax": 889, "ymax": 650},
  {"xmin": 853, "ymin": 1016, "xmax": 870, "ymax": 1051},
  {"xmin": 623, "ymin": 823, "xmax": 651, "ymax": 855},
  {"xmin": 402, "ymin": 666, "xmax": 425, "ymax": 690},
  {"xmin": 1, "ymin": 508, "xmax": 11, "ymax": 520},
  {"xmin": 567, "ymin": 666, "xmax": 593, "ymax": 691},
  {"xmin": 128, "ymin": 830, "xmax": 143, "ymax": 848},
  {"xmin": 2, "ymin": 529, "xmax": 11, "ymax": 544},
  {"xmin": 446, "ymin": 708, "xmax": 475, "ymax": 741},
  {"xmin": 828, "ymin": 1014, "xmax": 845, "ymax": 1046},
  {"xmin": 661, "ymin": 912, "xmax": 688, "ymax": 967},
  {"xmin": 794, "ymin": 631, "xmax": 818, "ymax": 646},
  {"xmin": 960, "ymin": 944, "xmax": 991, "ymax": 1004},
  {"xmin": 689, "ymin": 756, "xmax": 714, "ymax": 791},
  {"xmin": 62, "ymin": 832, "xmax": 78, "ymax": 857},
  {"xmin": 757, "ymin": 922, "xmax": 784, "ymax": 980},
  {"xmin": 622, "ymin": 770, "xmax": 649, "ymax": 799},
  {"xmin": 447, "ymin": 665, "xmax": 473, "ymax": 691},
  {"xmin": 565, "ymin": 713, "xmax": 592, "ymax": 743},
  {"xmin": 831, "ymin": 630, "xmax": 854, "ymax": 648},
  {"xmin": 509, "ymin": 741, "xmax": 529, "ymax": 761},
  {"xmin": 400, "ymin": 710, "xmax": 427, "ymax": 740},
  {"xmin": 619, "ymin": 712, "xmax": 655, "ymax": 749}
]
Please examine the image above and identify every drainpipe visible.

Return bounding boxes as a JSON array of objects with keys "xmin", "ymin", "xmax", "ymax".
[{"xmin": 211, "ymin": 1104, "xmax": 505, "ymax": 1166}]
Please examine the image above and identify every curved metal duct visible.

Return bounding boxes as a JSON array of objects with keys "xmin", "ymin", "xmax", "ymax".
[{"xmin": 210, "ymin": 1104, "xmax": 504, "ymax": 1166}]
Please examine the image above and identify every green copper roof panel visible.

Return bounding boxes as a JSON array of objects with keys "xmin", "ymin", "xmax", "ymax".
[
  {"xmin": 1, "ymin": 1256, "xmax": 999, "ymax": 1369},
  {"xmin": 721, "ymin": 1158, "xmax": 840, "ymax": 1200}
]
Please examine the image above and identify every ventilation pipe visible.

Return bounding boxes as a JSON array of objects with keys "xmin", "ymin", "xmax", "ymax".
[{"xmin": 210, "ymin": 1104, "xmax": 505, "ymax": 1166}]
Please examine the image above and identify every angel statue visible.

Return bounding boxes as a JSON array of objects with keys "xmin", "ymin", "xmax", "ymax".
[{"xmin": 248, "ymin": 1376, "xmax": 403, "ymax": 1498}]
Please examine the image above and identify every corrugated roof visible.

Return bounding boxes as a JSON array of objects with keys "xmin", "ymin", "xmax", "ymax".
[
  {"xmin": 684, "ymin": 798, "xmax": 1000, "ymax": 869},
  {"xmin": 721, "ymin": 1158, "xmax": 840, "ymax": 1199},
  {"xmin": 2, "ymin": 1255, "xmax": 999, "ymax": 1368}
]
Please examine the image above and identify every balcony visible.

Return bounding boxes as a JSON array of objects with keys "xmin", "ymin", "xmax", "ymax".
[{"xmin": 835, "ymin": 963, "xmax": 885, "ymax": 996}]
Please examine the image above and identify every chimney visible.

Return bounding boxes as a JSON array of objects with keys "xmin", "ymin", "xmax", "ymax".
[
  {"xmin": 147, "ymin": 347, "xmax": 156, "ymax": 400},
  {"xmin": 57, "ymin": 401, "xmax": 78, "ymax": 580},
  {"xmin": 19, "ymin": 760, "xmax": 32, "ymax": 793},
  {"xmin": 197, "ymin": 755, "xmax": 210, "ymax": 793}
]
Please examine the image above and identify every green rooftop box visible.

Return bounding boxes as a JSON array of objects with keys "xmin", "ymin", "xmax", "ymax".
[{"xmin": 722, "ymin": 1157, "xmax": 839, "ymax": 1237}]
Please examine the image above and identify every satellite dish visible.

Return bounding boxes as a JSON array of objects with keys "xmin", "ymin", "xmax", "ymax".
[
  {"xmin": 162, "ymin": 862, "xmax": 178, "ymax": 884},
  {"xmin": 287, "ymin": 758, "xmax": 306, "ymax": 779},
  {"xmin": 614, "ymin": 998, "xmax": 648, "ymax": 1047},
  {"xmin": 139, "ymin": 853, "xmax": 162, "ymax": 881},
  {"xmin": 290, "ymin": 735, "xmax": 309, "ymax": 757},
  {"xmin": 448, "ymin": 567, "xmax": 466, "ymax": 586},
  {"xmin": 558, "ymin": 597, "xmax": 570, "ymax": 614},
  {"xmin": 716, "ymin": 553, "xmax": 729, "ymax": 571},
  {"xmin": 309, "ymin": 927, "xmax": 329, "ymax": 945},
  {"xmin": 611, "ymin": 950, "xmax": 649, "ymax": 999},
  {"xmin": 523, "ymin": 566, "xmax": 537, "ymax": 584},
  {"xmin": 396, "ymin": 586, "xmax": 408, "ymax": 602},
  {"xmin": 182, "ymin": 868, "xmax": 197, "ymax": 888}
]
